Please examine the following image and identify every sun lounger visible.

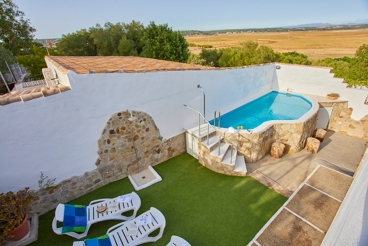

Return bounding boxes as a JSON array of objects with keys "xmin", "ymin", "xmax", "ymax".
[
  {"xmin": 52, "ymin": 192, "xmax": 141, "ymax": 239},
  {"xmin": 167, "ymin": 235, "xmax": 191, "ymax": 246},
  {"xmin": 73, "ymin": 207, "xmax": 166, "ymax": 246}
]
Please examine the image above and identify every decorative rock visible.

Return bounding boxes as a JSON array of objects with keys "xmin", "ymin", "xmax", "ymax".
[
  {"xmin": 270, "ymin": 142, "xmax": 285, "ymax": 158},
  {"xmin": 315, "ymin": 129, "xmax": 327, "ymax": 142},
  {"xmin": 306, "ymin": 137, "xmax": 320, "ymax": 154}
]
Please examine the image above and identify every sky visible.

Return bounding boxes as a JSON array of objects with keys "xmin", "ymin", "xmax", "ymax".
[{"xmin": 13, "ymin": 0, "xmax": 368, "ymax": 39}]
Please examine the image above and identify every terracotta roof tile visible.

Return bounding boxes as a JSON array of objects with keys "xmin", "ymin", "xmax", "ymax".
[
  {"xmin": 0, "ymin": 84, "xmax": 71, "ymax": 106},
  {"xmin": 45, "ymin": 56, "xmax": 213, "ymax": 74}
]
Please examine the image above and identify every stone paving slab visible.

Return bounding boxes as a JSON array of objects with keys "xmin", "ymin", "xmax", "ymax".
[
  {"xmin": 256, "ymin": 209, "xmax": 324, "ymax": 246},
  {"xmin": 306, "ymin": 165, "xmax": 353, "ymax": 201},
  {"xmin": 286, "ymin": 185, "xmax": 341, "ymax": 232},
  {"xmin": 249, "ymin": 165, "xmax": 355, "ymax": 246}
]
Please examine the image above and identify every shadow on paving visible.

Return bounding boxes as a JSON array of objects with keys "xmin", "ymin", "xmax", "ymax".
[{"xmin": 247, "ymin": 130, "xmax": 366, "ymax": 196}]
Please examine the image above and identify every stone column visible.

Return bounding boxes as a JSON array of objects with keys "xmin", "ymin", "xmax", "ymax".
[
  {"xmin": 315, "ymin": 129, "xmax": 327, "ymax": 142},
  {"xmin": 270, "ymin": 142, "xmax": 285, "ymax": 158},
  {"xmin": 306, "ymin": 137, "xmax": 320, "ymax": 153}
]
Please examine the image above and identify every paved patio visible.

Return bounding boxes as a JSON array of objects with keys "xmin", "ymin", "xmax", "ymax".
[
  {"xmin": 247, "ymin": 130, "xmax": 367, "ymax": 197},
  {"xmin": 249, "ymin": 165, "xmax": 353, "ymax": 246}
]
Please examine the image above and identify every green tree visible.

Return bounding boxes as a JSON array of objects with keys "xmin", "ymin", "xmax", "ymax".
[
  {"xmin": 0, "ymin": 45, "xmax": 16, "ymax": 94},
  {"xmin": 0, "ymin": 0, "xmax": 35, "ymax": 55},
  {"xmin": 141, "ymin": 22, "xmax": 189, "ymax": 62},
  {"xmin": 123, "ymin": 20, "xmax": 144, "ymax": 55},
  {"xmin": 199, "ymin": 49, "xmax": 222, "ymax": 67},
  {"xmin": 17, "ymin": 46, "xmax": 59, "ymax": 80},
  {"xmin": 279, "ymin": 51, "xmax": 311, "ymax": 65},
  {"xmin": 89, "ymin": 22, "xmax": 125, "ymax": 56},
  {"xmin": 217, "ymin": 41, "xmax": 278, "ymax": 67},
  {"xmin": 312, "ymin": 44, "xmax": 368, "ymax": 87},
  {"xmin": 355, "ymin": 44, "xmax": 368, "ymax": 65},
  {"xmin": 0, "ymin": 45, "xmax": 16, "ymax": 75},
  {"xmin": 187, "ymin": 53, "xmax": 206, "ymax": 65},
  {"xmin": 57, "ymin": 29, "xmax": 96, "ymax": 56}
]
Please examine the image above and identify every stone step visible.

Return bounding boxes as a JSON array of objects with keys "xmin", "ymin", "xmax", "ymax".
[
  {"xmin": 210, "ymin": 142, "xmax": 230, "ymax": 160},
  {"xmin": 202, "ymin": 135, "xmax": 222, "ymax": 150},
  {"xmin": 234, "ymin": 155, "xmax": 247, "ymax": 173},
  {"xmin": 222, "ymin": 146, "xmax": 237, "ymax": 166},
  {"xmin": 186, "ymin": 123, "xmax": 216, "ymax": 139}
]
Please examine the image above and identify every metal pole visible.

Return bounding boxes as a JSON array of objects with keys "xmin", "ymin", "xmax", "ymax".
[
  {"xmin": 0, "ymin": 72, "xmax": 11, "ymax": 93},
  {"xmin": 5, "ymin": 61, "xmax": 16, "ymax": 82},
  {"xmin": 197, "ymin": 85, "xmax": 206, "ymax": 122}
]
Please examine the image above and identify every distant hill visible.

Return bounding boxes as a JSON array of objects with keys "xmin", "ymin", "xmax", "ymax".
[
  {"xmin": 282, "ymin": 20, "xmax": 368, "ymax": 29},
  {"xmin": 182, "ymin": 23, "xmax": 368, "ymax": 36},
  {"xmin": 282, "ymin": 23, "xmax": 333, "ymax": 28}
]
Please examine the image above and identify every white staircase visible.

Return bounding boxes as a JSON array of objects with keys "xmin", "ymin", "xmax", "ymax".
[{"xmin": 185, "ymin": 123, "xmax": 247, "ymax": 176}]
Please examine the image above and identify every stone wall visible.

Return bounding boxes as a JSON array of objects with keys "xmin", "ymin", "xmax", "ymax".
[
  {"xmin": 222, "ymin": 112, "xmax": 317, "ymax": 163},
  {"xmin": 31, "ymin": 110, "xmax": 185, "ymax": 214},
  {"xmin": 197, "ymin": 142, "xmax": 247, "ymax": 176},
  {"xmin": 320, "ymin": 101, "xmax": 368, "ymax": 140}
]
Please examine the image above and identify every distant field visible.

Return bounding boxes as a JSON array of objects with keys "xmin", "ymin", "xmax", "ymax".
[{"xmin": 185, "ymin": 28, "xmax": 368, "ymax": 60}]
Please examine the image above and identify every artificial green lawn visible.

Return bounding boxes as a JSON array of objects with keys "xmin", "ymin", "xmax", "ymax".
[{"xmin": 30, "ymin": 153, "xmax": 287, "ymax": 246}]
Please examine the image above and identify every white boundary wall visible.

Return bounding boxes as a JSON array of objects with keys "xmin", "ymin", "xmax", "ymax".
[
  {"xmin": 274, "ymin": 63, "xmax": 368, "ymax": 120},
  {"xmin": 0, "ymin": 64, "xmax": 276, "ymax": 192}
]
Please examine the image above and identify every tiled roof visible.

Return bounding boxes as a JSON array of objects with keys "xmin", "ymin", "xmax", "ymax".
[
  {"xmin": 0, "ymin": 84, "xmax": 71, "ymax": 106},
  {"xmin": 46, "ymin": 56, "xmax": 216, "ymax": 74}
]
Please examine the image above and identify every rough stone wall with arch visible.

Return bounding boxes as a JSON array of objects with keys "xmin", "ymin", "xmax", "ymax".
[{"xmin": 31, "ymin": 110, "xmax": 185, "ymax": 214}]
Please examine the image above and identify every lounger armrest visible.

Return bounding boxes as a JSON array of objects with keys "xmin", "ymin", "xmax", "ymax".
[
  {"xmin": 107, "ymin": 220, "xmax": 128, "ymax": 234},
  {"xmin": 89, "ymin": 198, "xmax": 110, "ymax": 205},
  {"xmin": 51, "ymin": 217, "xmax": 62, "ymax": 235}
]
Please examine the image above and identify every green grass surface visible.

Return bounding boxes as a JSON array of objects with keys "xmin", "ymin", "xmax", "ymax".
[{"xmin": 30, "ymin": 153, "xmax": 287, "ymax": 246}]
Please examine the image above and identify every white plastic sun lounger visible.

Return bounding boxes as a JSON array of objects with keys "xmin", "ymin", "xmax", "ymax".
[
  {"xmin": 73, "ymin": 207, "xmax": 166, "ymax": 246},
  {"xmin": 167, "ymin": 235, "xmax": 191, "ymax": 246},
  {"xmin": 52, "ymin": 192, "xmax": 141, "ymax": 239}
]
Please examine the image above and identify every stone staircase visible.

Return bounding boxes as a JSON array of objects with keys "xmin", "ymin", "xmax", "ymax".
[{"xmin": 186, "ymin": 123, "xmax": 247, "ymax": 176}]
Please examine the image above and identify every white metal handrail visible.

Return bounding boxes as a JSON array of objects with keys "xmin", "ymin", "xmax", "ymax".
[{"xmin": 184, "ymin": 104, "xmax": 238, "ymax": 163}]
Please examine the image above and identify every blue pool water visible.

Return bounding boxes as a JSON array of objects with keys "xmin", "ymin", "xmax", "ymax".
[{"xmin": 210, "ymin": 91, "xmax": 312, "ymax": 129}]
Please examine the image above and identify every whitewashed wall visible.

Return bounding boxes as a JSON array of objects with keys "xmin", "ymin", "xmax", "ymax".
[
  {"xmin": 0, "ymin": 64, "xmax": 276, "ymax": 192},
  {"xmin": 275, "ymin": 64, "xmax": 368, "ymax": 120}
]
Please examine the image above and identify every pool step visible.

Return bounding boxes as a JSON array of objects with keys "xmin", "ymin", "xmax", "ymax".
[
  {"xmin": 222, "ymin": 146, "xmax": 237, "ymax": 166},
  {"xmin": 202, "ymin": 135, "xmax": 222, "ymax": 150},
  {"xmin": 186, "ymin": 123, "xmax": 216, "ymax": 139},
  {"xmin": 234, "ymin": 155, "xmax": 247, "ymax": 173},
  {"xmin": 210, "ymin": 142, "xmax": 230, "ymax": 160}
]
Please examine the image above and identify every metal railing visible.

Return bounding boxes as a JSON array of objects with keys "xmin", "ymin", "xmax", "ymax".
[{"xmin": 184, "ymin": 104, "xmax": 238, "ymax": 163}]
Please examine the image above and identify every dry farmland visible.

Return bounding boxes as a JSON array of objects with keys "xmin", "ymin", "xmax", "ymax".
[{"xmin": 185, "ymin": 28, "xmax": 368, "ymax": 60}]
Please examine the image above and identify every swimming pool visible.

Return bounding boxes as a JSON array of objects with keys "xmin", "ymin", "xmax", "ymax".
[{"xmin": 210, "ymin": 91, "xmax": 312, "ymax": 129}]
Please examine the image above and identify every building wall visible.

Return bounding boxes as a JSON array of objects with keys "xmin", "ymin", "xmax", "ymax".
[
  {"xmin": 0, "ymin": 64, "xmax": 276, "ymax": 193},
  {"xmin": 275, "ymin": 63, "xmax": 368, "ymax": 120}
]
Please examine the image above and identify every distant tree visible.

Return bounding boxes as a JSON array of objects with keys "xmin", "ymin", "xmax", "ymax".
[
  {"xmin": 0, "ymin": 45, "xmax": 16, "ymax": 74},
  {"xmin": 0, "ymin": 0, "xmax": 35, "ymax": 55},
  {"xmin": 200, "ymin": 49, "xmax": 222, "ymax": 67},
  {"xmin": 0, "ymin": 45, "xmax": 16, "ymax": 94},
  {"xmin": 17, "ymin": 46, "xmax": 60, "ymax": 80},
  {"xmin": 279, "ymin": 51, "xmax": 311, "ymax": 65},
  {"xmin": 123, "ymin": 20, "xmax": 144, "ymax": 55},
  {"xmin": 217, "ymin": 41, "xmax": 278, "ymax": 67},
  {"xmin": 312, "ymin": 44, "xmax": 368, "ymax": 87},
  {"xmin": 355, "ymin": 44, "xmax": 368, "ymax": 65},
  {"xmin": 141, "ymin": 22, "xmax": 189, "ymax": 62},
  {"xmin": 187, "ymin": 53, "xmax": 206, "ymax": 65},
  {"xmin": 57, "ymin": 29, "xmax": 96, "ymax": 56},
  {"xmin": 89, "ymin": 22, "xmax": 125, "ymax": 56}
]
